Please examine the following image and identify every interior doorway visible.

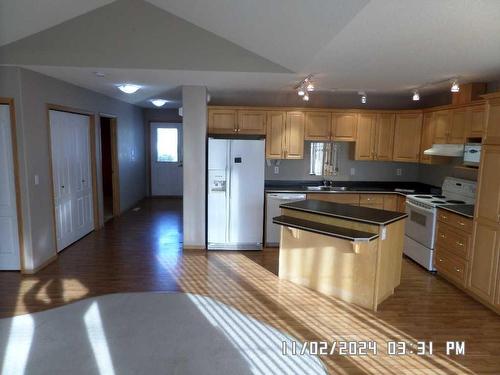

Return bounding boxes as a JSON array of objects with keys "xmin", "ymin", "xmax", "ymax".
[
  {"xmin": 100, "ymin": 116, "xmax": 120, "ymax": 222},
  {"xmin": 150, "ymin": 122, "xmax": 183, "ymax": 197}
]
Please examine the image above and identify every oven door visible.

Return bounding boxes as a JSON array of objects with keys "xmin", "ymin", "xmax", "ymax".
[{"xmin": 405, "ymin": 200, "xmax": 437, "ymax": 249}]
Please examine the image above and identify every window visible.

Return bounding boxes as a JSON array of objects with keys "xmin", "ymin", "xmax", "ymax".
[
  {"xmin": 156, "ymin": 128, "xmax": 178, "ymax": 162},
  {"xmin": 309, "ymin": 142, "xmax": 325, "ymax": 176}
]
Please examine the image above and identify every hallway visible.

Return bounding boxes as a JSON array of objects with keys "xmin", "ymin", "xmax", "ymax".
[{"xmin": 0, "ymin": 199, "xmax": 499, "ymax": 374}]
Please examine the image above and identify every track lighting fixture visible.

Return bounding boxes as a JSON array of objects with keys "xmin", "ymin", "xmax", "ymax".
[
  {"xmin": 451, "ymin": 80, "xmax": 460, "ymax": 93},
  {"xmin": 296, "ymin": 75, "xmax": 315, "ymax": 100},
  {"xmin": 412, "ymin": 90, "xmax": 420, "ymax": 101}
]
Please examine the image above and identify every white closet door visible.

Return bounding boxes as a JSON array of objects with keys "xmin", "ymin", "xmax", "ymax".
[
  {"xmin": 0, "ymin": 104, "xmax": 21, "ymax": 270},
  {"xmin": 50, "ymin": 110, "xmax": 94, "ymax": 252}
]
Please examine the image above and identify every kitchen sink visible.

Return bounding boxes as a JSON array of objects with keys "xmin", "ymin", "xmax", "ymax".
[{"xmin": 305, "ymin": 186, "xmax": 348, "ymax": 191}]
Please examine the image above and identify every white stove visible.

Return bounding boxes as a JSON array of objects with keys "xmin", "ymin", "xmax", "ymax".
[{"xmin": 404, "ymin": 177, "xmax": 476, "ymax": 271}]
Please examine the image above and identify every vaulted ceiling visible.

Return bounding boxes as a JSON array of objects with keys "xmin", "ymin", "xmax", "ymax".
[{"xmin": 1, "ymin": 0, "xmax": 500, "ymax": 107}]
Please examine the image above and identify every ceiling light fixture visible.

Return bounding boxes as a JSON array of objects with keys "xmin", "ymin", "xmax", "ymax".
[
  {"xmin": 296, "ymin": 75, "xmax": 315, "ymax": 100},
  {"xmin": 412, "ymin": 90, "xmax": 420, "ymax": 101},
  {"xmin": 150, "ymin": 99, "xmax": 168, "ymax": 107},
  {"xmin": 117, "ymin": 84, "xmax": 141, "ymax": 94},
  {"xmin": 359, "ymin": 91, "xmax": 367, "ymax": 104},
  {"xmin": 451, "ymin": 80, "xmax": 460, "ymax": 93}
]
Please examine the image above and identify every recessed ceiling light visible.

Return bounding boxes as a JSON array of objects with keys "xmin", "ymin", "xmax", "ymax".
[
  {"xmin": 412, "ymin": 90, "xmax": 420, "ymax": 101},
  {"xmin": 150, "ymin": 99, "xmax": 168, "ymax": 107},
  {"xmin": 451, "ymin": 80, "xmax": 460, "ymax": 93},
  {"xmin": 117, "ymin": 84, "xmax": 141, "ymax": 94},
  {"xmin": 359, "ymin": 91, "xmax": 367, "ymax": 104},
  {"xmin": 94, "ymin": 71, "xmax": 105, "ymax": 77}
]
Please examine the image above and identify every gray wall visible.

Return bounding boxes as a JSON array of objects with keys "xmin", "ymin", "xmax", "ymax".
[
  {"xmin": 1, "ymin": 67, "xmax": 146, "ymax": 271},
  {"xmin": 266, "ymin": 141, "xmax": 420, "ymax": 182},
  {"xmin": 418, "ymin": 161, "xmax": 478, "ymax": 187}
]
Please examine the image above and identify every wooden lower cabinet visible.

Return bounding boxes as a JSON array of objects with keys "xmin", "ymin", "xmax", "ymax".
[
  {"xmin": 468, "ymin": 219, "xmax": 499, "ymax": 303},
  {"xmin": 435, "ymin": 210, "xmax": 473, "ymax": 287},
  {"xmin": 359, "ymin": 194, "xmax": 383, "ymax": 209},
  {"xmin": 397, "ymin": 196, "xmax": 406, "ymax": 213},
  {"xmin": 307, "ymin": 193, "xmax": 359, "ymax": 205},
  {"xmin": 383, "ymin": 195, "xmax": 398, "ymax": 211}
]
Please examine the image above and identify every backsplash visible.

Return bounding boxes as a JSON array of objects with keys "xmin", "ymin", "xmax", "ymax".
[{"xmin": 265, "ymin": 142, "xmax": 420, "ymax": 182}]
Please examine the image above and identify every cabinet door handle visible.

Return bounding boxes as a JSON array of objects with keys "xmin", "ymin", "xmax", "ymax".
[
  {"xmin": 456, "ymin": 241, "xmax": 464, "ymax": 247},
  {"xmin": 458, "ymin": 222, "xmax": 465, "ymax": 226},
  {"xmin": 441, "ymin": 215, "xmax": 447, "ymax": 219},
  {"xmin": 438, "ymin": 258, "xmax": 443, "ymax": 263},
  {"xmin": 440, "ymin": 233, "xmax": 446, "ymax": 238},
  {"xmin": 455, "ymin": 267, "xmax": 461, "ymax": 272}
]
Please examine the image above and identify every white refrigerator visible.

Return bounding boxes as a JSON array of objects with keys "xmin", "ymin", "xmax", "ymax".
[{"xmin": 208, "ymin": 138, "xmax": 265, "ymax": 250}]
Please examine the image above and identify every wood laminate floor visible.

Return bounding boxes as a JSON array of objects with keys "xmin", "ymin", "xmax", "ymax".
[{"xmin": 1, "ymin": 198, "xmax": 499, "ymax": 374}]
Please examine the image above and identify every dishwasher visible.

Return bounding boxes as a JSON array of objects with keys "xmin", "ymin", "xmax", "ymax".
[{"xmin": 265, "ymin": 193, "xmax": 306, "ymax": 246}]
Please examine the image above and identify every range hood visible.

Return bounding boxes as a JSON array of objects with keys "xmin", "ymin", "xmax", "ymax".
[{"xmin": 423, "ymin": 144, "xmax": 464, "ymax": 157}]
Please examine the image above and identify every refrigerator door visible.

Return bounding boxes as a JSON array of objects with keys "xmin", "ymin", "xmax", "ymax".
[
  {"xmin": 228, "ymin": 139, "xmax": 265, "ymax": 249},
  {"xmin": 207, "ymin": 139, "xmax": 229, "ymax": 246}
]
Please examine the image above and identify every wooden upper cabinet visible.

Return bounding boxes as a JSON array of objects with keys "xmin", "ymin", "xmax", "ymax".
[
  {"xmin": 355, "ymin": 114, "xmax": 376, "ymax": 160},
  {"xmin": 468, "ymin": 220, "xmax": 499, "ymax": 302},
  {"xmin": 304, "ymin": 112, "xmax": 331, "ymax": 141},
  {"xmin": 393, "ymin": 113, "xmax": 423, "ymax": 162},
  {"xmin": 332, "ymin": 113, "xmax": 357, "ymax": 141},
  {"xmin": 475, "ymin": 145, "xmax": 500, "ymax": 225},
  {"xmin": 374, "ymin": 113, "xmax": 395, "ymax": 161},
  {"xmin": 467, "ymin": 105, "xmax": 486, "ymax": 138},
  {"xmin": 420, "ymin": 113, "xmax": 434, "ymax": 164},
  {"xmin": 285, "ymin": 112, "xmax": 305, "ymax": 159},
  {"xmin": 432, "ymin": 110, "xmax": 451, "ymax": 144},
  {"xmin": 484, "ymin": 97, "xmax": 500, "ymax": 145},
  {"xmin": 237, "ymin": 110, "xmax": 266, "ymax": 135},
  {"xmin": 265, "ymin": 111, "xmax": 286, "ymax": 159},
  {"xmin": 208, "ymin": 109, "xmax": 237, "ymax": 134},
  {"xmin": 449, "ymin": 108, "xmax": 468, "ymax": 144}
]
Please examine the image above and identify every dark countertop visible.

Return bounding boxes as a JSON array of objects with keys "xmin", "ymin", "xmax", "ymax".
[
  {"xmin": 437, "ymin": 204, "xmax": 475, "ymax": 219},
  {"xmin": 265, "ymin": 181, "xmax": 439, "ymax": 196},
  {"xmin": 273, "ymin": 215, "xmax": 378, "ymax": 242},
  {"xmin": 280, "ymin": 200, "xmax": 408, "ymax": 226}
]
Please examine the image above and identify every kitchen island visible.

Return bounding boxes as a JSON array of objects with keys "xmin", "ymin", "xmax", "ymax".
[{"xmin": 273, "ymin": 199, "xmax": 407, "ymax": 311}]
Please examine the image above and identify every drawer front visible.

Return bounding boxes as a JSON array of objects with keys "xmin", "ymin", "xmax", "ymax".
[
  {"xmin": 437, "ymin": 209, "xmax": 473, "ymax": 233},
  {"xmin": 436, "ymin": 222, "xmax": 470, "ymax": 259},
  {"xmin": 307, "ymin": 193, "xmax": 360, "ymax": 205},
  {"xmin": 435, "ymin": 248, "xmax": 468, "ymax": 285},
  {"xmin": 359, "ymin": 194, "xmax": 384, "ymax": 205}
]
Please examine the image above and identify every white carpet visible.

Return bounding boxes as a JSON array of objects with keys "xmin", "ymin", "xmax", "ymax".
[{"xmin": 0, "ymin": 292, "xmax": 326, "ymax": 375}]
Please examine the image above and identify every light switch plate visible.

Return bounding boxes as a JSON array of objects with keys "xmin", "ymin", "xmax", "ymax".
[
  {"xmin": 34, "ymin": 174, "xmax": 39, "ymax": 185},
  {"xmin": 274, "ymin": 166, "xmax": 279, "ymax": 174},
  {"xmin": 350, "ymin": 168, "xmax": 355, "ymax": 176},
  {"xmin": 396, "ymin": 168, "xmax": 402, "ymax": 176}
]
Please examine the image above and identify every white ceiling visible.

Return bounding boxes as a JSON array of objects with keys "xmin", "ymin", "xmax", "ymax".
[{"xmin": 2, "ymin": 0, "xmax": 500, "ymax": 107}]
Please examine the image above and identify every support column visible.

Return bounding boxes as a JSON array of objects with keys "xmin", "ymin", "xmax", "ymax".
[{"xmin": 182, "ymin": 86, "xmax": 207, "ymax": 248}]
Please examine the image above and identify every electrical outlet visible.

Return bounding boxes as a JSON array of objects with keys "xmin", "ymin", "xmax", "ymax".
[
  {"xmin": 274, "ymin": 166, "xmax": 279, "ymax": 174},
  {"xmin": 396, "ymin": 168, "xmax": 402, "ymax": 176},
  {"xmin": 350, "ymin": 167, "xmax": 355, "ymax": 176}
]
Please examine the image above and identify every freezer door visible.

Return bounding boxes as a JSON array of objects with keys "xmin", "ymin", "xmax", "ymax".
[
  {"xmin": 228, "ymin": 139, "xmax": 265, "ymax": 246},
  {"xmin": 207, "ymin": 139, "xmax": 229, "ymax": 244}
]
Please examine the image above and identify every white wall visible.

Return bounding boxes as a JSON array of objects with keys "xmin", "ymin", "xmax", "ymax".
[
  {"xmin": 0, "ymin": 67, "xmax": 146, "ymax": 271},
  {"xmin": 182, "ymin": 86, "xmax": 207, "ymax": 248}
]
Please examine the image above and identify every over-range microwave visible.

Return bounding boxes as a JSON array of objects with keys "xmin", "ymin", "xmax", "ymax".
[{"xmin": 463, "ymin": 143, "xmax": 481, "ymax": 167}]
